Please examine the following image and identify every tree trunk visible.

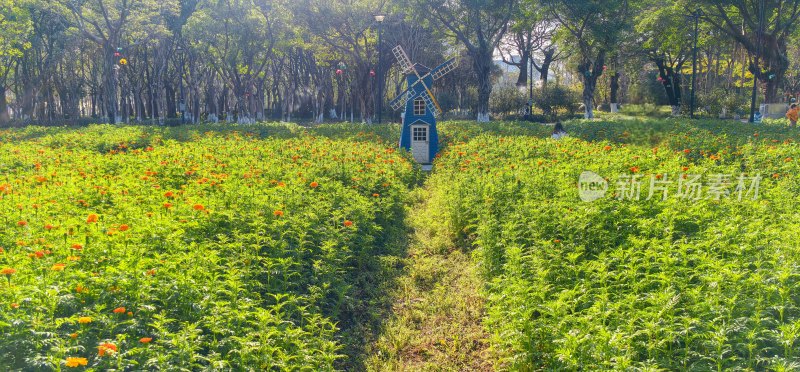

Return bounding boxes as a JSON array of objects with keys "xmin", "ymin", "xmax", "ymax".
[
  {"xmin": 579, "ymin": 51, "xmax": 605, "ymax": 119},
  {"xmin": 516, "ymin": 50, "xmax": 529, "ymax": 88},
  {"xmin": 103, "ymin": 44, "xmax": 118, "ymax": 123},
  {"xmin": 473, "ymin": 48, "xmax": 493, "ymax": 122},
  {"xmin": 0, "ymin": 89, "xmax": 9, "ymax": 124},
  {"xmin": 534, "ymin": 48, "xmax": 556, "ymax": 88},
  {"xmin": 654, "ymin": 58, "xmax": 683, "ymax": 115},
  {"xmin": 165, "ymin": 84, "xmax": 176, "ymax": 118},
  {"xmin": 610, "ymin": 72, "xmax": 620, "ymax": 103},
  {"xmin": 610, "ymin": 72, "xmax": 620, "ymax": 113}
]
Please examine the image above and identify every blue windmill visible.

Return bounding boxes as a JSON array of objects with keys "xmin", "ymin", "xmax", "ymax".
[{"xmin": 389, "ymin": 46, "xmax": 457, "ymax": 164}]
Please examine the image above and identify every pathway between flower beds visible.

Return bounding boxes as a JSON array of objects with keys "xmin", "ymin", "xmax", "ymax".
[{"xmin": 364, "ymin": 187, "xmax": 493, "ymax": 371}]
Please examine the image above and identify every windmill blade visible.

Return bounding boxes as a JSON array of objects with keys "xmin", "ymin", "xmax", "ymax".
[
  {"xmin": 389, "ymin": 88, "xmax": 413, "ymax": 111},
  {"xmin": 421, "ymin": 93, "xmax": 442, "ymax": 117},
  {"xmin": 431, "ymin": 58, "xmax": 457, "ymax": 81},
  {"xmin": 392, "ymin": 46, "xmax": 414, "ymax": 72}
]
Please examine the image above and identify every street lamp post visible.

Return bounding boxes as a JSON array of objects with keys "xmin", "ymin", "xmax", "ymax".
[
  {"xmin": 529, "ymin": 55, "xmax": 534, "ymax": 120},
  {"xmin": 375, "ymin": 14, "xmax": 385, "ymax": 124},
  {"xmin": 177, "ymin": 46, "xmax": 186, "ymax": 124},
  {"xmin": 749, "ymin": 0, "xmax": 765, "ymax": 123},
  {"xmin": 689, "ymin": 9, "xmax": 702, "ymax": 119}
]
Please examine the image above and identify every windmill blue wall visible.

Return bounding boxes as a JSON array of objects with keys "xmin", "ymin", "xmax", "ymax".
[{"xmin": 399, "ymin": 72, "xmax": 439, "ymax": 163}]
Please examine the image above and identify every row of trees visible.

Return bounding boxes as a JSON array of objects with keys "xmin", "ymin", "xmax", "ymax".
[{"xmin": 1, "ymin": 0, "xmax": 800, "ymax": 124}]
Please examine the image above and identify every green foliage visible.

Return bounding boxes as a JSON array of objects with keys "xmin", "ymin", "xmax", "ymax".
[
  {"xmin": 534, "ymin": 85, "xmax": 581, "ymax": 121},
  {"xmin": 429, "ymin": 118, "xmax": 800, "ymax": 370},
  {"xmin": 0, "ymin": 0, "xmax": 32, "ymax": 59},
  {"xmin": 0, "ymin": 123, "xmax": 420, "ymax": 370},
  {"xmin": 627, "ymin": 70, "xmax": 671, "ymax": 106},
  {"xmin": 696, "ymin": 88, "xmax": 752, "ymax": 118},
  {"xmin": 489, "ymin": 84, "xmax": 527, "ymax": 119}
]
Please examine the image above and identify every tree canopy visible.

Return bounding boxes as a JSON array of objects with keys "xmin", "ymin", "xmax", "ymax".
[{"xmin": 2, "ymin": 0, "xmax": 800, "ymax": 124}]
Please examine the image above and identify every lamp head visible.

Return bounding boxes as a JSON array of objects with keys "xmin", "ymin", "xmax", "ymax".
[{"xmin": 374, "ymin": 15, "xmax": 385, "ymax": 23}]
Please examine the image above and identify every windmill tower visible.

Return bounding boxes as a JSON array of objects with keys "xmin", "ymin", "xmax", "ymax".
[{"xmin": 389, "ymin": 46, "xmax": 456, "ymax": 164}]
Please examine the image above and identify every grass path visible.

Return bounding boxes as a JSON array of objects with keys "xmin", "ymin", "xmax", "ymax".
[{"xmin": 364, "ymin": 187, "xmax": 493, "ymax": 371}]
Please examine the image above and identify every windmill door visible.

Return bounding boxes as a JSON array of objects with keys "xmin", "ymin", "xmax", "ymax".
[{"xmin": 410, "ymin": 123, "xmax": 430, "ymax": 163}]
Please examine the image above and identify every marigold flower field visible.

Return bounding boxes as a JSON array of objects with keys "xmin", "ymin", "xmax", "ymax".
[
  {"xmin": 430, "ymin": 119, "xmax": 800, "ymax": 370},
  {"xmin": 2, "ymin": 119, "xmax": 800, "ymax": 370},
  {"xmin": 0, "ymin": 124, "xmax": 419, "ymax": 370}
]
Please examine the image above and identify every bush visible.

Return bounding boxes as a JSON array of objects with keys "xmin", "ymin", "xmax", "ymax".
[
  {"xmin": 534, "ymin": 85, "xmax": 581, "ymax": 121},
  {"xmin": 696, "ymin": 88, "xmax": 751, "ymax": 118},
  {"xmin": 628, "ymin": 70, "xmax": 671, "ymax": 106},
  {"xmin": 489, "ymin": 84, "xmax": 527, "ymax": 119}
]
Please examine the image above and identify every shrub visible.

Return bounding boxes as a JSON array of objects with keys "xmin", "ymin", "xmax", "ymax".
[
  {"xmin": 489, "ymin": 84, "xmax": 528, "ymax": 119},
  {"xmin": 534, "ymin": 85, "xmax": 581, "ymax": 121}
]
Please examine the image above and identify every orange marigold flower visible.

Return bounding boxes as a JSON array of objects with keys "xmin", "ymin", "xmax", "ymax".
[
  {"xmin": 163, "ymin": 203, "xmax": 172, "ymax": 209},
  {"xmin": 127, "ymin": 311, "xmax": 133, "ymax": 317},
  {"xmin": 343, "ymin": 220, "xmax": 354, "ymax": 227},
  {"xmin": 603, "ymin": 145, "xmax": 612, "ymax": 151},
  {"xmin": 1, "ymin": 268, "xmax": 16, "ymax": 275},
  {"xmin": 372, "ymin": 193, "xmax": 380, "ymax": 197},
  {"xmin": 65, "ymin": 357, "xmax": 88, "ymax": 367},
  {"xmin": 10, "ymin": 303, "xmax": 19, "ymax": 309},
  {"xmin": 683, "ymin": 149, "xmax": 691, "ymax": 154},
  {"xmin": 98, "ymin": 342, "xmax": 117, "ymax": 356},
  {"xmin": 51, "ymin": 263, "xmax": 66, "ymax": 271},
  {"xmin": 310, "ymin": 182, "xmax": 319, "ymax": 188},
  {"xmin": 630, "ymin": 166, "xmax": 640, "ymax": 173},
  {"xmin": 145, "ymin": 269, "xmax": 156, "ymax": 276},
  {"xmin": 70, "ymin": 332, "xmax": 78, "ymax": 339},
  {"xmin": 34, "ymin": 251, "xmax": 44, "ymax": 258},
  {"xmin": 193, "ymin": 204, "xmax": 205, "ymax": 211},
  {"xmin": 140, "ymin": 337, "xmax": 153, "ymax": 344},
  {"xmin": 112, "ymin": 307, "xmax": 126, "ymax": 314},
  {"xmin": 164, "ymin": 191, "xmax": 174, "ymax": 198},
  {"xmin": 71, "ymin": 244, "xmax": 83, "ymax": 250},
  {"xmin": 77, "ymin": 316, "xmax": 92, "ymax": 324},
  {"xmin": 119, "ymin": 224, "xmax": 129, "ymax": 231},
  {"xmin": 45, "ymin": 224, "xmax": 55, "ymax": 230},
  {"xmin": 17, "ymin": 220, "xmax": 27, "ymax": 227},
  {"xmin": 554, "ymin": 239, "xmax": 562, "ymax": 243},
  {"xmin": 86, "ymin": 214, "xmax": 99, "ymax": 223},
  {"xmin": 273, "ymin": 210, "xmax": 284, "ymax": 217}
]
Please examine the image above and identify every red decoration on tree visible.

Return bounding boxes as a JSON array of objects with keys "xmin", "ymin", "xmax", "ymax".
[
  {"xmin": 602, "ymin": 65, "xmax": 607, "ymax": 71},
  {"xmin": 370, "ymin": 69, "xmax": 376, "ymax": 77},
  {"xmin": 114, "ymin": 52, "xmax": 121, "ymax": 57},
  {"xmin": 336, "ymin": 69, "xmax": 343, "ymax": 75}
]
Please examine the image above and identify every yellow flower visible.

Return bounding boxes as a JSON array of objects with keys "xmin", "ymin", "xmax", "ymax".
[
  {"xmin": 65, "ymin": 357, "xmax": 88, "ymax": 367},
  {"xmin": 77, "ymin": 317, "xmax": 92, "ymax": 324},
  {"xmin": 51, "ymin": 263, "xmax": 66, "ymax": 271}
]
